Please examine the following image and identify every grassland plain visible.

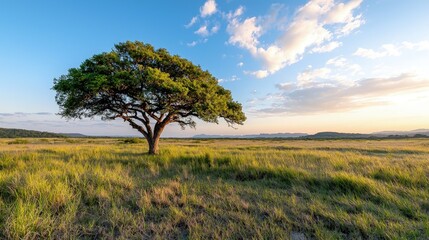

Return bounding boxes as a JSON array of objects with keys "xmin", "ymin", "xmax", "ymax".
[{"xmin": 0, "ymin": 138, "xmax": 429, "ymax": 239}]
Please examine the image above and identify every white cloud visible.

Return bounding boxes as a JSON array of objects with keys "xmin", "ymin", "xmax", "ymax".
[
  {"xmin": 211, "ymin": 24, "xmax": 220, "ymax": 34},
  {"xmin": 326, "ymin": 56, "xmax": 347, "ymax": 67},
  {"xmin": 280, "ymin": 57, "xmax": 363, "ymax": 90},
  {"xmin": 249, "ymin": 70, "xmax": 269, "ymax": 79},
  {"xmin": 354, "ymin": 48, "xmax": 385, "ymax": 59},
  {"xmin": 195, "ymin": 25, "xmax": 209, "ymax": 36},
  {"xmin": 194, "ymin": 23, "xmax": 220, "ymax": 37},
  {"xmin": 226, "ymin": 0, "xmax": 364, "ymax": 78},
  {"xmin": 259, "ymin": 73, "xmax": 429, "ymax": 114},
  {"xmin": 276, "ymin": 82, "xmax": 295, "ymax": 91},
  {"xmin": 227, "ymin": 17, "xmax": 261, "ymax": 53},
  {"xmin": 186, "ymin": 38, "xmax": 208, "ymax": 47},
  {"xmin": 297, "ymin": 67, "xmax": 331, "ymax": 86},
  {"xmin": 200, "ymin": 0, "xmax": 217, "ymax": 17},
  {"xmin": 237, "ymin": 62, "xmax": 244, "ymax": 67},
  {"xmin": 185, "ymin": 16, "xmax": 198, "ymax": 28},
  {"xmin": 187, "ymin": 41, "xmax": 198, "ymax": 47},
  {"xmin": 338, "ymin": 14, "xmax": 364, "ymax": 35},
  {"xmin": 324, "ymin": 0, "xmax": 365, "ymax": 35},
  {"xmin": 311, "ymin": 41, "xmax": 342, "ymax": 53},
  {"xmin": 402, "ymin": 41, "xmax": 429, "ymax": 51},
  {"xmin": 354, "ymin": 41, "xmax": 429, "ymax": 59},
  {"xmin": 354, "ymin": 44, "xmax": 401, "ymax": 59},
  {"xmin": 218, "ymin": 75, "xmax": 240, "ymax": 83},
  {"xmin": 325, "ymin": 0, "xmax": 362, "ymax": 23},
  {"xmin": 226, "ymin": 6, "xmax": 244, "ymax": 19}
]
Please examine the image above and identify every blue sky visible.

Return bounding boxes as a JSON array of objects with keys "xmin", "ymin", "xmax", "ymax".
[{"xmin": 0, "ymin": 0, "xmax": 428, "ymax": 136}]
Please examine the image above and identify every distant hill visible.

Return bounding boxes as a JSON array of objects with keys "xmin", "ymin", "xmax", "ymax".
[
  {"xmin": 193, "ymin": 133, "xmax": 308, "ymax": 139},
  {"xmin": 302, "ymin": 132, "xmax": 371, "ymax": 139},
  {"xmin": 0, "ymin": 128, "xmax": 64, "ymax": 138},
  {"xmin": 59, "ymin": 133, "xmax": 87, "ymax": 138},
  {"xmin": 193, "ymin": 130, "xmax": 429, "ymax": 139},
  {"xmin": 372, "ymin": 129, "xmax": 429, "ymax": 137}
]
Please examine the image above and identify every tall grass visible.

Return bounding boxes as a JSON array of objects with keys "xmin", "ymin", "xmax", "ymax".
[{"xmin": 0, "ymin": 138, "xmax": 428, "ymax": 239}]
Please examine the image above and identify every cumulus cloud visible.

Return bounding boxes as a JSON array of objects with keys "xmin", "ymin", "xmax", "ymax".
[
  {"xmin": 227, "ymin": 0, "xmax": 364, "ymax": 78},
  {"xmin": 227, "ymin": 17, "xmax": 261, "ymax": 52},
  {"xmin": 259, "ymin": 73, "xmax": 429, "ymax": 114},
  {"xmin": 186, "ymin": 1, "xmax": 221, "ymax": 40},
  {"xmin": 200, "ymin": 0, "xmax": 217, "ymax": 17}
]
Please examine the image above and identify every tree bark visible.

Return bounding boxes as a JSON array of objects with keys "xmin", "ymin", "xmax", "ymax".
[
  {"xmin": 147, "ymin": 136, "xmax": 160, "ymax": 155},
  {"xmin": 144, "ymin": 117, "xmax": 169, "ymax": 155}
]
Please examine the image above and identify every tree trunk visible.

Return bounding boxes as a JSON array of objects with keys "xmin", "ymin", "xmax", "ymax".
[
  {"xmin": 147, "ymin": 135, "xmax": 160, "ymax": 155},
  {"xmin": 146, "ymin": 123, "xmax": 167, "ymax": 155}
]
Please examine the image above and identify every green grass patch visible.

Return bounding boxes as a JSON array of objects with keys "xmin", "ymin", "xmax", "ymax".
[{"xmin": 0, "ymin": 138, "xmax": 428, "ymax": 238}]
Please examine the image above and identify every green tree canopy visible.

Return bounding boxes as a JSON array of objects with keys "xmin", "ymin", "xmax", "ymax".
[{"xmin": 53, "ymin": 41, "xmax": 246, "ymax": 154}]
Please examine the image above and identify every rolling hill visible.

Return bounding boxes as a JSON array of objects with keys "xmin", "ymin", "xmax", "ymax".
[{"xmin": 0, "ymin": 128, "xmax": 63, "ymax": 138}]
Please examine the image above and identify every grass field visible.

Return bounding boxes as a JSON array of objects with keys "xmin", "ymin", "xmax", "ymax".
[{"xmin": 0, "ymin": 138, "xmax": 429, "ymax": 239}]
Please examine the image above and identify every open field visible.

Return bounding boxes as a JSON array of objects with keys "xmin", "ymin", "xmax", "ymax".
[{"xmin": 0, "ymin": 138, "xmax": 429, "ymax": 239}]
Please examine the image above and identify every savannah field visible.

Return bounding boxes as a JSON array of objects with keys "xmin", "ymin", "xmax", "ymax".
[{"xmin": 0, "ymin": 138, "xmax": 429, "ymax": 239}]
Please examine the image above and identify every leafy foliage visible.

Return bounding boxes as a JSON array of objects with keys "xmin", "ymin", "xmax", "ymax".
[{"xmin": 53, "ymin": 41, "xmax": 246, "ymax": 153}]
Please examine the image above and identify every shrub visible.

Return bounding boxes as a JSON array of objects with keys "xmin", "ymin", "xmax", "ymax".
[
  {"xmin": 122, "ymin": 138, "xmax": 144, "ymax": 144},
  {"xmin": 7, "ymin": 139, "xmax": 29, "ymax": 145}
]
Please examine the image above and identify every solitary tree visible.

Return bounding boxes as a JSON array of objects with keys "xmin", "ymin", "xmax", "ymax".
[{"xmin": 53, "ymin": 41, "xmax": 246, "ymax": 154}]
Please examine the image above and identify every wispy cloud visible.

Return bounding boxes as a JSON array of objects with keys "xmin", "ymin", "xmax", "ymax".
[
  {"xmin": 187, "ymin": 41, "xmax": 198, "ymax": 47},
  {"xmin": 185, "ymin": 16, "xmax": 198, "ymax": 28},
  {"xmin": 195, "ymin": 25, "xmax": 210, "ymax": 36},
  {"xmin": 194, "ymin": 23, "xmax": 220, "ymax": 37},
  {"xmin": 297, "ymin": 67, "xmax": 332, "ymax": 86},
  {"xmin": 311, "ymin": 41, "xmax": 342, "ymax": 53},
  {"xmin": 0, "ymin": 112, "xmax": 53, "ymax": 117},
  {"xmin": 0, "ymin": 112, "xmax": 141, "ymax": 136},
  {"xmin": 186, "ymin": 38, "xmax": 208, "ymax": 47},
  {"xmin": 257, "ymin": 73, "xmax": 429, "ymax": 114},
  {"xmin": 354, "ymin": 41, "xmax": 429, "ymax": 59},
  {"xmin": 218, "ymin": 75, "xmax": 240, "ymax": 83},
  {"xmin": 354, "ymin": 44, "xmax": 400, "ymax": 59}
]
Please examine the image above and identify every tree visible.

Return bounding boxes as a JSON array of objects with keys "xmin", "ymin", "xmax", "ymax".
[{"xmin": 53, "ymin": 41, "xmax": 246, "ymax": 154}]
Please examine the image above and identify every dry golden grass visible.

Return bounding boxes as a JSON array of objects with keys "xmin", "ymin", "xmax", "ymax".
[{"xmin": 0, "ymin": 137, "xmax": 428, "ymax": 239}]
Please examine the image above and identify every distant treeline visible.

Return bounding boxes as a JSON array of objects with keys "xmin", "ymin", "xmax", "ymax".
[{"xmin": 0, "ymin": 128, "xmax": 63, "ymax": 138}]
